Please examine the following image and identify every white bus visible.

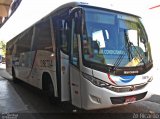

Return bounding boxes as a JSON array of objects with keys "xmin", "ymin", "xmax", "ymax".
[{"xmin": 6, "ymin": 2, "xmax": 153, "ymax": 110}]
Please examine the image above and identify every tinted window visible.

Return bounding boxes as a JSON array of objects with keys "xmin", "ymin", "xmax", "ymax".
[
  {"xmin": 16, "ymin": 28, "xmax": 33, "ymax": 54},
  {"xmin": 60, "ymin": 21, "xmax": 70, "ymax": 54},
  {"xmin": 32, "ymin": 20, "xmax": 52, "ymax": 51}
]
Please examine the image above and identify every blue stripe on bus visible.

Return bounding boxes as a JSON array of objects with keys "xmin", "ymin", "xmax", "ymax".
[{"xmin": 120, "ymin": 75, "xmax": 135, "ymax": 83}]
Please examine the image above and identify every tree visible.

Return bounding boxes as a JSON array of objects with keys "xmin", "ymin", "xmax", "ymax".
[{"xmin": 0, "ymin": 40, "xmax": 6, "ymax": 57}]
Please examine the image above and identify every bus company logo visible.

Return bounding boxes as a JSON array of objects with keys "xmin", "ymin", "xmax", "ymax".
[
  {"xmin": 120, "ymin": 75, "xmax": 135, "ymax": 83},
  {"xmin": 124, "ymin": 70, "xmax": 139, "ymax": 75}
]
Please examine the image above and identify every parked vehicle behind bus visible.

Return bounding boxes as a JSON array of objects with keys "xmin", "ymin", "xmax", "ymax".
[
  {"xmin": 6, "ymin": 2, "xmax": 153, "ymax": 110},
  {"xmin": 0, "ymin": 55, "xmax": 2, "ymax": 63}
]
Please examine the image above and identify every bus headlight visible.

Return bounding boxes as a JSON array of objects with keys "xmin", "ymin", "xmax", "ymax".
[{"xmin": 82, "ymin": 72, "xmax": 110, "ymax": 87}]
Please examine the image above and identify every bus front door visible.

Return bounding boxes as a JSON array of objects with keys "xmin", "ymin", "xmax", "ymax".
[{"xmin": 70, "ymin": 20, "xmax": 82, "ymax": 108}]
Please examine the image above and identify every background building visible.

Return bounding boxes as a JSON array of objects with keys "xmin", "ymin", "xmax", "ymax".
[{"xmin": 0, "ymin": 0, "xmax": 21, "ymax": 28}]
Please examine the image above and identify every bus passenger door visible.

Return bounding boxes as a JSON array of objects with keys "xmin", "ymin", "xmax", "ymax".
[
  {"xmin": 59, "ymin": 40, "xmax": 70, "ymax": 102},
  {"xmin": 55, "ymin": 19, "xmax": 71, "ymax": 102},
  {"xmin": 70, "ymin": 18, "xmax": 82, "ymax": 108}
]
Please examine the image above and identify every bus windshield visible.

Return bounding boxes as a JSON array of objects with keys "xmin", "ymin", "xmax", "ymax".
[{"xmin": 82, "ymin": 7, "xmax": 152, "ymax": 68}]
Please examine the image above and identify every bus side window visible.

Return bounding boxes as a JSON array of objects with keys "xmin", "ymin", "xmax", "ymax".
[
  {"xmin": 70, "ymin": 19, "xmax": 79, "ymax": 67},
  {"xmin": 16, "ymin": 28, "xmax": 33, "ymax": 55},
  {"xmin": 60, "ymin": 21, "xmax": 70, "ymax": 54},
  {"xmin": 32, "ymin": 20, "xmax": 52, "ymax": 52},
  {"xmin": 71, "ymin": 33, "xmax": 79, "ymax": 67}
]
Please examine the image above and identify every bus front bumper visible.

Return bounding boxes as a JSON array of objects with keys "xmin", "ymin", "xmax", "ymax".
[{"xmin": 81, "ymin": 78, "xmax": 152, "ymax": 110}]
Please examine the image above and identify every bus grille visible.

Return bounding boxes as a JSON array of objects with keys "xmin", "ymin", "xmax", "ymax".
[
  {"xmin": 108, "ymin": 83, "xmax": 147, "ymax": 93},
  {"xmin": 110, "ymin": 92, "xmax": 147, "ymax": 104}
]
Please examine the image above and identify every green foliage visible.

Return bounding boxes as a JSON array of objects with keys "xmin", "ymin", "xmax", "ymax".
[{"xmin": 0, "ymin": 40, "xmax": 6, "ymax": 57}]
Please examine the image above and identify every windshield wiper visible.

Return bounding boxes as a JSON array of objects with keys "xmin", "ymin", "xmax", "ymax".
[
  {"xmin": 114, "ymin": 30, "xmax": 133, "ymax": 67},
  {"xmin": 114, "ymin": 30, "xmax": 146, "ymax": 68},
  {"xmin": 129, "ymin": 42, "xmax": 146, "ymax": 67},
  {"xmin": 114, "ymin": 46, "xmax": 127, "ymax": 67},
  {"xmin": 114, "ymin": 43, "xmax": 134, "ymax": 68},
  {"xmin": 126, "ymin": 30, "xmax": 146, "ymax": 66},
  {"xmin": 124, "ymin": 29, "xmax": 146, "ymax": 67}
]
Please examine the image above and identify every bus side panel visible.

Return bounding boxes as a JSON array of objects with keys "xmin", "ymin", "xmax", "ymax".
[
  {"xmin": 6, "ymin": 55, "xmax": 12, "ymax": 75},
  {"xmin": 14, "ymin": 51, "xmax": 35, "ymax": 82},
  {"xmin": 28, "ymin": 50, "xmax": 58, "ymax": 96}
]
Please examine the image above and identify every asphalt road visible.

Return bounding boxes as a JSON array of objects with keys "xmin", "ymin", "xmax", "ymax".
[{"xmin": 0, "ymin": 64, "xmax": 160, "ymax": 119}]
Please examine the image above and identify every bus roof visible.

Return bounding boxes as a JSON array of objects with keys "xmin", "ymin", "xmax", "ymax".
[{"xmin": 53, "ymin": 1, "xmax": 140, "ymax": 18}]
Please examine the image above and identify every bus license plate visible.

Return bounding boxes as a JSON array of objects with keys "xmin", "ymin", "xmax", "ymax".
[{"xmin": 125, "ymin": 96, "xmax": 136, "ymax": 103}]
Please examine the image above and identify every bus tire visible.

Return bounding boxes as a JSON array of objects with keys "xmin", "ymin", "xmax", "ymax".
[
  {"xmin": 43, "ymin": 74, "xmax": 58, "ymax": 104},
  {"xmin": 12, "ymin": 68, "xmax": 19, "ymax": 83}
]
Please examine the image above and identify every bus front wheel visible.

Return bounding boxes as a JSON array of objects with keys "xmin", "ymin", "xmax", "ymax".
[{"xmin": 43, "ymin": 74, "xmax": 58, "ymax": 104}]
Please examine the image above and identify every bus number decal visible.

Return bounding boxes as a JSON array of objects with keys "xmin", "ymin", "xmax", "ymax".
[{"xmin": 40, "ymin": 59, "xmax": 53, "ymax": 67}]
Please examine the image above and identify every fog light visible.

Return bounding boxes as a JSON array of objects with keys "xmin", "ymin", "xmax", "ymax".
[{"xmin": 90, "ymin": 95, "xmax": 101, "ymax": 104}]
